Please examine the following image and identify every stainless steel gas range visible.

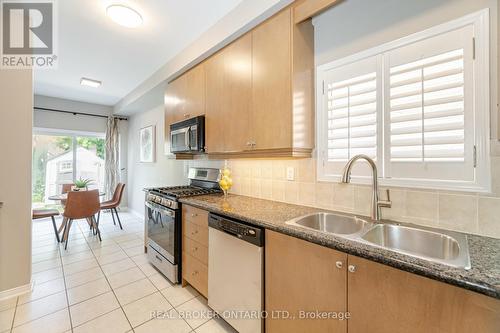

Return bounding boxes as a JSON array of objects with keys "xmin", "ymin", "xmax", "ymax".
[{"xmin": 145, "ymin": 168, "xmax": 221, "ymax": 283}]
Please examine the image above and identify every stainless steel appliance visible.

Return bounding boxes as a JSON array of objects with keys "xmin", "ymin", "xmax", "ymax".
[
  {"xmin": 208, "ymin": 213, "xmax": 264, "ymax": 333},
  {"xmin": 170, "ymin": 115, "xmax": 205, "ymax": 153},
  {"xmin": 145, "ymin": 167, "xmax": 221, "ymax": 283}
]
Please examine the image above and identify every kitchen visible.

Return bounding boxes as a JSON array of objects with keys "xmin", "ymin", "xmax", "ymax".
[{"xmin": 0, "ymin": 0, "xmax": 499, "ymax": 332}]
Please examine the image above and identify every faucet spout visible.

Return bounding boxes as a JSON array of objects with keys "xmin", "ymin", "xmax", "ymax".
[{"xmin": 340, "ymin": 155, "xmax": 391, "ymax": 221}]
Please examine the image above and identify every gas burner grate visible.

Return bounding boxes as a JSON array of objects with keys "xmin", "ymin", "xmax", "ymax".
[{"xmin": 150, "ymin": 186, "xmax": 222, "ymax": 199}]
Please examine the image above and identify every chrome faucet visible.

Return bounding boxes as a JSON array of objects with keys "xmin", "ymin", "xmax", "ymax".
[{"xmin": 340, "ymin": 155, "xmax": 391, "ymax": 221}]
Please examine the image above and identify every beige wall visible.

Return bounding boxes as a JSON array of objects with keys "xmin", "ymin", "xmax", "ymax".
[
  {"xmin": 127, "ymin": 101, "xmax": 187, "ymax": 216},
  {"xmin": 188, "ymin": 0, "xmax": 500, "ymax": 239},
  {"xmin": 0, "ymin": 69, "xmax": 33, "ymax": 293}
]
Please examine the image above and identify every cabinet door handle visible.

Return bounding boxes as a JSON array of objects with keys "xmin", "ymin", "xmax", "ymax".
[
  {"xmin": 191, "ymin": 213, "xmax": 198, "ymax": 217},
  {"xmin": 183, "ymin": 113, "xmax": 191, "ymax": 118},
  {"xmin": 335, "ymin": 261, "xmax": 343, "ymax": 269},
  {"xmin": 348, "ymin": 265, "xmax": 356, "ymax": 273}
]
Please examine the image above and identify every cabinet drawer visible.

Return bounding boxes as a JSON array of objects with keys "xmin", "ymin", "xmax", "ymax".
[
  {"xmin": 183, "ymin": 220, "xmax": 208, "ymax": 246},
  {"xmin": 183, "ymin": 236, "xmax": 208, "ymax": 265},
  {"xmin": 182, "ymin": 205, "xmax": 208, "ymax": 227},
  {"xmin": 183, "ymin": 252, "xmax": 208, "ymax": 297}
]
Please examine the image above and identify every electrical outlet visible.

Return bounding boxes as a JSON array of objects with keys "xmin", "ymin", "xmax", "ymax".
[{"xmin": 286, "ymin": 167, "xmax": 295, "ymax": 181}]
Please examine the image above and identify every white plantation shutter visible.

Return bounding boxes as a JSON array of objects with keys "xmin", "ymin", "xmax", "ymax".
[
  {"xmin": 317, "ymin": 12, "xmax": 489, "ymax": 191},
  {"xmin": 328, "ymin": 72, "xmax": 377, "ymax": 160},
  {"xmin": 385, "ymin": 25, "xmax": 475, "ymax": 182},
  {"xmin": 389, "ymin": 49, "xmax": 465, "ymax": 162},
  {"xmin": 320, "ymin": 55, "xmax": 381, "ymax": 177}
]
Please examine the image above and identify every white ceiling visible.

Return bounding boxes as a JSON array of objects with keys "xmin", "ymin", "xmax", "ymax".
[{"xmin": 34, "ymin": 0, "xmax": 243, "ymax": 106}]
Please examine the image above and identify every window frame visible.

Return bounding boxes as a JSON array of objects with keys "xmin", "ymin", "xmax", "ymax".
[{"xmin": 316, "ymin": 9, "xmax": 491, "ymax": 192}]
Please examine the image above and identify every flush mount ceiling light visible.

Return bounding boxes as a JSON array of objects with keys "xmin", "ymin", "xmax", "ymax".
[
  {"xmin": 106, "ymin": 4, "xmax": 143, "ymax": 28},
  {"xmin": 80, "ymin": 77, "xmax": 102, "ymax": 88}
]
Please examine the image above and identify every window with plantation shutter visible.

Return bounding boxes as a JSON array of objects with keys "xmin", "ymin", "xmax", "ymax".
[
  {"xmin": 317, "ymin": 10, "xmax": 490, "ymax": 192},
  {"xmin": 385, "ymin": 25, "xmax": 475, "ymax": 183}
]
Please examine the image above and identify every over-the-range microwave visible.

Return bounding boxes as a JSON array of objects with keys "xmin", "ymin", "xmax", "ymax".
[{"xmin": 170, "ymin": 115, "xmax": 205, "ymax": 153}]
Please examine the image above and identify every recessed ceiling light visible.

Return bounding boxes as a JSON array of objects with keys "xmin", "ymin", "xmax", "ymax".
[
  {"xmin": 106, "ymin": 4, "xmax": 143, "ymax": 28},
  {"xmin": 80, "ymin": 77, "xmax": 102, "ymax": 88}
]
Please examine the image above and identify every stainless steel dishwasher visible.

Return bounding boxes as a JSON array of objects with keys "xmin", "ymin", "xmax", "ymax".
[{"xmin": 208, "ymin": 213, "xmax": 264, "ymax": 333}]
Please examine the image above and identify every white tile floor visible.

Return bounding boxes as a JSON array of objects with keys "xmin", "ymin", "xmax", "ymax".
[{"xmin": 0, "ymin": 212, "xmax": 236, "ymax": 333}]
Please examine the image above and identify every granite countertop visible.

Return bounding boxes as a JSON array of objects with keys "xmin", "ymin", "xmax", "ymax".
[{"xmin": 180, "ymin": 194, "xmax": 500, "ymax": 299}]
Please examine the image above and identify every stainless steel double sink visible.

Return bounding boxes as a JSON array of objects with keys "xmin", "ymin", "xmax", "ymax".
[{"xmin": 286, "ymin": 212, "xmax": 471, "ymax": 269}]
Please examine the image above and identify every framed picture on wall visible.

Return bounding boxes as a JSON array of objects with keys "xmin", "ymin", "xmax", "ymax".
[{"xmin": 139, "ymin": 125, "xmax": 156, "ymax": 163}]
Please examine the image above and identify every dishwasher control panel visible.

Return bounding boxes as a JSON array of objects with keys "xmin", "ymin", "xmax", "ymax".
[{"xmin": 208, "ymin": 213, "xmax": 264, "ymax": 247}]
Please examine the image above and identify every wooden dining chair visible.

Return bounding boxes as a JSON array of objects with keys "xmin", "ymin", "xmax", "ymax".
[
  {"xmin": 98, "ymin": 183, "xmax": 125, "ymax": 230},
  {"xmin": 60, "ymin": 183, "xmax": 74, "ymax": 206},
  {"xmin": 32, "ymin": 209, "xmax": 60, "ymax": 242},
  {"xmin": 62, "ymin": 189, "xmax": 101, "ymax": 249}
]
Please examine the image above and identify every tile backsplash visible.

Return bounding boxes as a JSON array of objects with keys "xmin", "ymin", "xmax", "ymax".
[{"xmin": 186, "ymin": 157, "xmax": 500, "ymax": 239}]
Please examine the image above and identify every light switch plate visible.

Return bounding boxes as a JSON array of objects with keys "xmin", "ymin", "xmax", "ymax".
[{"xmin": 286, "ymin": 167, "xmax": 295, "ymax": 181}]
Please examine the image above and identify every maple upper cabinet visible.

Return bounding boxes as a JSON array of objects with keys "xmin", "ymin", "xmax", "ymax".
[
  {"xmin": 164, "ymin": 75, "xmax": 184, "ymax": 127},
  {"xmin": 183, "ymin": 64, "xmax": 205, "ymax": 120},
  {"xmin": 207, "ymin": 7, "xmax": 314, "ymax": 157},
  {"xmin": 265, "ymin": 230, "xmax": 348, "ymax": 333},
  {"xmin": 205, "ymin": 33, "xmax": 252, "ymax": 153},
  {"xmin": 250, "ymin": 7, "xmax": 314, "ymax": 155},
  {"xmin": 166, "ymin": 4, "xmax": 314, "ymax": 158},
  {"xmin": 164, "ymin": 64, "xmax": 205, "ymax": 155},
  {"xmin": 166, "ymin": 63, "xmax": 205, "ymax": 124},
  {"xmin": 347, "ymin": 256, "xmax": 500, "ymax": 333}
]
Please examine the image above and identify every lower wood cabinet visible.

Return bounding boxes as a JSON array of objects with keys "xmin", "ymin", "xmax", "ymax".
[
  {"xmin": 265, "ymin": 230, "xmax": 500, "ymax": 333},
  {"xmin": 265, "ymin": 230, "xmax": 348, "ymax": 333},
  {"xmin": 182, "ymin": 205, "xmax": 209, "ymax": 297},
  {"xmin": 348, "ymin": 255, "xmax": 500, "ymax": 333}
]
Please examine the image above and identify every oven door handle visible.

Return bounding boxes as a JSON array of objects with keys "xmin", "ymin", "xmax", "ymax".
[{"xmin": 145, "ymin": 201, "xmax": 175, "ymax": 217}]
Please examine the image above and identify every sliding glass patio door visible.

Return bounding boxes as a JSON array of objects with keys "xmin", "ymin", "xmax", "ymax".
[{"xmin": 32, "ymin": 131, "xmax": 105, "ymax": 209}]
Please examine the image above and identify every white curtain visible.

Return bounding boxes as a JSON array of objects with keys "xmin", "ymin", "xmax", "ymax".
[{"xmin": 105, "ymin": 117, "xmax": 119, "ymax": 200}]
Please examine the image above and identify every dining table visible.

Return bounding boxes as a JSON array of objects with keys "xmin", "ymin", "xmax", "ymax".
[
  {"xmin": 47, "ymin": 191, "xmax": 106, "ymax": 242},
  {"xmin": 48, "ymin": 191, "xmax": 106, "ymax": 201}
]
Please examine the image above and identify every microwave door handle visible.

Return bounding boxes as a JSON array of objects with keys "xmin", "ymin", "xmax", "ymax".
[
  {"xmin": 190, "ymin": 125, "xmax": 198, "ymax": 150},
  {"xmin": 185, "ymin": 127, "xmax": 191, "ymax": 150}
]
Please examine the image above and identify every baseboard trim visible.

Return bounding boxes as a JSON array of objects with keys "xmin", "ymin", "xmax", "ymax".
[{"xmin": 0, "ymin": 280, "xmax": 33, "ymax": 301}]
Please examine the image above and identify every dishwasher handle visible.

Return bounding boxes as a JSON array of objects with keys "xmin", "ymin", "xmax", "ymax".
[{"xmin": 208, "ymin": 213, "xmax": 264, "ymax": 247}]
